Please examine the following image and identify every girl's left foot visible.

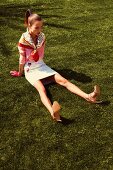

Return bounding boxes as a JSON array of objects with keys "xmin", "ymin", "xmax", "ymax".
[{"xmin": 86, "ymin": 85, "xmax": 102, "ymax": 103}]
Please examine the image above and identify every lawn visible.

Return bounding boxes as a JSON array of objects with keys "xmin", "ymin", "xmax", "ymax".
[{"xmin": 0, "ymin": 0, "xmax": 113, "ymax": 169}]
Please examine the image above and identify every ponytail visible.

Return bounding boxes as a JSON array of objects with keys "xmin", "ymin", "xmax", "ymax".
[
  {"xmin": 24, "ymin": 9, "xmax": 42, "ymax": 27},
  {"xmin": 24, "ymin": 9, "xmax": 32, "ymax": 26}
]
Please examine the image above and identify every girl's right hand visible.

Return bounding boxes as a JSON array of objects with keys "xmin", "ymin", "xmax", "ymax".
[
  {"xmin": 30, "ymin": 50, "xmax": 39, "ymax": 62},
  {"xmin": 10, "ymin": 71, "xmax": 21, "ymax": 77}
]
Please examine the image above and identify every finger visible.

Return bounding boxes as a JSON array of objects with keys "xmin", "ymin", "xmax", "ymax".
[{"xmin": 10, "ymin": 71, "xmax": 16, "ymax": 74}]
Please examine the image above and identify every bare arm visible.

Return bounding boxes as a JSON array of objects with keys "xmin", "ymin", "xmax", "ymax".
[{"xmin": 19, "ymin": 64, "xmax": 25, "ymax": 76}]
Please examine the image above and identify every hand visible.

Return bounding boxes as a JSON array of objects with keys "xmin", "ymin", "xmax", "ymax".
[
  {"xmin": 31, "ymin": 50, "xmax": 39, "ymax": 62},
  {"xmin": 10, "ymin": 71, "xmax": 21, "ymax": 77}
]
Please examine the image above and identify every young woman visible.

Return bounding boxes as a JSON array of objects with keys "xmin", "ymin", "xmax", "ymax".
[{"xmin": 10, "ymin": 10, "xmax": 100, "ymax": 122}]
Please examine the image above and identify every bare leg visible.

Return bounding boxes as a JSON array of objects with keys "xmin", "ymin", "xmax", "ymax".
[
  {"xmin": 34, "ymin": 80, "xmax": 61, "ymax": 121},
  {"xmin": 54, "ymin": 74, "xmax": 100, "ymax": 102}
]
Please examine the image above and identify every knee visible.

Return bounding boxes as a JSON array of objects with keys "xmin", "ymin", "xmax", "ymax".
[
  {"xmin": 38, "ymin": 86, "xmax": 46, "ymax": 94},
  {"xmin": 34, "ymin": 82, "xmax": 46, "ymax": 94},
  {"xmin": 58, "ymin": 78, "xmax": 69, "ymax": 87}
]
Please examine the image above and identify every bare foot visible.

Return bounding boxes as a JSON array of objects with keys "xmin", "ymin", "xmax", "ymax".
[
  {"xmin": 86, "ymin": 85, "xmax": 101, "ymax": 103},
  {"xmin": 51, "ymin": 101, "xmax": 62, "ymax": 122}
]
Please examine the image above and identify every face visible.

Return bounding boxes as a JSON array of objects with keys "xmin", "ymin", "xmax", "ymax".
[{"xmin": 29, "ymin": 20, "xmax": 43, "ymax": 36}]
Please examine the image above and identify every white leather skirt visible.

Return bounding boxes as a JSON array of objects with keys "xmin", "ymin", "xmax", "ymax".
[{"xmin": 24, "ymin": 60, "xmax": 57, "ymax": 86}]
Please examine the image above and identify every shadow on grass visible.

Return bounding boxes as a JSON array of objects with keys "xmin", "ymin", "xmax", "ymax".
[
  {"xmin": 97, "ymin": 100, "xmax": 110, "ymax": 106},
  {"xmin": 60, "ymin": 116, "xmax": 75, "ymax": 125},
  {"xmin": 55, "ymin": 69, "xmax": 92, "ymax": 83},
  {"xmin": 45, "ymin": 22, "xmax": 75, "ymax": 30},
  {"xmin": 0, "ymin": 3, "xmax": 68, "ymax": 29},
  {"xmin": 0, "ymin": 3, "xmax": 74, "ymax": 57},
  {"xmin": 45, "ymin": 85, "xmax": 54, "ymax": 104}
]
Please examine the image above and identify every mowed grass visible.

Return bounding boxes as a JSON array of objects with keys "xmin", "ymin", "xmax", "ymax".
[{"xmin": 0, "ymin": 0, "xmax": 113, "ymax": 169}]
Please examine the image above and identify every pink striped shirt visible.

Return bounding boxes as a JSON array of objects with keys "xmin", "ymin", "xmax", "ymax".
[{"xmin": 18, "ymin": 31, "xmax": 45, "ymax": 64}]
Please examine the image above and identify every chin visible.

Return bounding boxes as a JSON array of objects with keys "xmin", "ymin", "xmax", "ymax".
[{"xmin": 36, "ymin": 32, "xmax": 40, "ymax": 36}]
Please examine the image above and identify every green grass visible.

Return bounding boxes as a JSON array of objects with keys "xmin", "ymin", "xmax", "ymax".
[{"xmin": 0, "ymin": 0, "xmax": 113, "ymax": 169}]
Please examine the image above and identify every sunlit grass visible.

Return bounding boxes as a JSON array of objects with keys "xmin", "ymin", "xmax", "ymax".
[{"xmin": 0, "ymin": 0, "xmax": 113, "ymax": 170}]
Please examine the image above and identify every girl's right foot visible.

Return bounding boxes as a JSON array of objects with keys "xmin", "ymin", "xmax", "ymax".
[{"xmin": 51, "ymin": 101, "xmax": 62, "ymax": 122}]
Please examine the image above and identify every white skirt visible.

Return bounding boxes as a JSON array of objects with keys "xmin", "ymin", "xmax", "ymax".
[{"xmin": 24, "ymin": 60, "xmax": 57, "ymax": 86}]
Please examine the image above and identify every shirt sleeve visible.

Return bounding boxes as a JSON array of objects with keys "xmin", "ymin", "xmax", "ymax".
[
  {"xmin": 38, "ymin": 40, "xmax": 45, "ymax": 58},
  {"xmin": 18, "ymin": 46, "xmax": 26, "ymax": 64},
  {"xmin": 18, "ymin": 35, "xmax": 26, "ymax": 65}
]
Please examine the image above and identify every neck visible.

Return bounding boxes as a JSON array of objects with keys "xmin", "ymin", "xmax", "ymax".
[
  {"xmin": 29, "ymin": 32, "xmax": 37, "ymax": 39},
  {"xmin": 29, "ymin": 32, "xmax": 38, "ymax": 46}
]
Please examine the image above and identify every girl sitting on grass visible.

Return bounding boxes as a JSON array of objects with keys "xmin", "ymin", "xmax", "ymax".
[{"xmin": 10, "ymin": 9, "xmax": 100, "ymax": 122}]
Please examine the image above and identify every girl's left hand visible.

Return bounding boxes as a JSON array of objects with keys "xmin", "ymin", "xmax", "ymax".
[{"xmin": 10, "ymin": 71, "xmax": 21, "ymax": 77}]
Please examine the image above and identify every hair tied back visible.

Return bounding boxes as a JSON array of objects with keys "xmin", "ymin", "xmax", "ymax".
[{"xmin": 25, "ymin": 9, "xmax": 32, "ymax": 26}]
